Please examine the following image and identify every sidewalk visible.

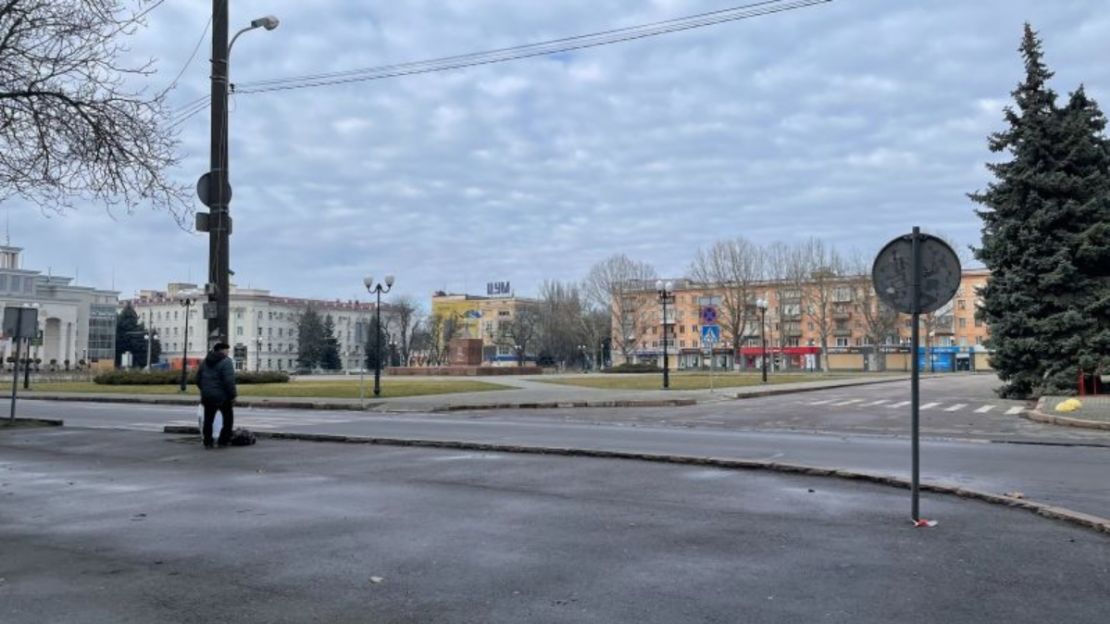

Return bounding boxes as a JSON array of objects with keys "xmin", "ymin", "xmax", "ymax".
[{"xmin": 22, "ymin": 374, "xmax": 914, "ymax": 412}]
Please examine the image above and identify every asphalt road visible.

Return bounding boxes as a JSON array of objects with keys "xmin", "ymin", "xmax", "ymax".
[
  {"xmin": 12, "ymin": 377, "xmax": 1110, "ymax": 522},
  {"xmin": 1, "ymin": 428, "xmax": 1107, "ymax": 624}
]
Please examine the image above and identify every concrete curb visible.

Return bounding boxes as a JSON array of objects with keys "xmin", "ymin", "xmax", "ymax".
[
  {"xmin": 1024, "ymin": 397, "xmax": 1110, "ymax": 431},
  {"xmin": 0, "ymin": 417, "xmax": 64, "ymax": 428},
  {"xmin": 163, "ymin": 424, "xmax": 1110, "ymax": 535},
  {"xmin": 432, "ymin": 398, "xmax": 698, "ymax": 411}
]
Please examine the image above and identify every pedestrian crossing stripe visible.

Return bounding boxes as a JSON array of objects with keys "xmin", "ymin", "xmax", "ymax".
[{"xmin": 806, "ymin": 399, "xmax": 1025, "ymax": 415}]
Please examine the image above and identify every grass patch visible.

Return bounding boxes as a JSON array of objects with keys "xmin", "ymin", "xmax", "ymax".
[
  {"xmin": 29, "ymin": 379, "xmax": 512, "ymax": 399},
  {"xmin": 536, "ymin": 372, "xmax": 868, "ymax": 391}
]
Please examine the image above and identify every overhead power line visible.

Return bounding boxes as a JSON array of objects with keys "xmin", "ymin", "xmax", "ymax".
[{"xmin": 231, "ymin": 0, "xmax": 830, "ymax": 96}]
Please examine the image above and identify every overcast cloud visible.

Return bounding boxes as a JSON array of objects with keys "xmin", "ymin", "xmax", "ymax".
[{"xmin": 10, "ymin": 0, "xmax": 1110, "ymax": 304}]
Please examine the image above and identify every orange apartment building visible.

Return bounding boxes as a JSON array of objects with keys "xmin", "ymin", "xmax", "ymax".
[{"xmin": 613, "ymin": 269, "xmax": 992, "ymax": 372}]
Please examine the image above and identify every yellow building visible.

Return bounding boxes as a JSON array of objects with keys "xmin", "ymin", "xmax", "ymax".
[
  {"xmin": 430, "ymin": 291, "xmax": 539, "ymax": 365},
  {"xmin": 613, "ymin": 270, "xmax": 994, "ymax": 373}
]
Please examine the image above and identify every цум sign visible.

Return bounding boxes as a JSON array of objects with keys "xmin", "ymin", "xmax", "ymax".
[{"xmin": 487, "ymin": 281, "xmax": 511, "ymax": 296}]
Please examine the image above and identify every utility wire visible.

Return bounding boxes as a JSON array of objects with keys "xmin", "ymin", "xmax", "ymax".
[
  {"xmin": 232, "ymin": 0, "xmax": 829, "ymax": 95},
  {"xmin": 160, "ymin": 15, "xmax": 213, "ymax": 98}
]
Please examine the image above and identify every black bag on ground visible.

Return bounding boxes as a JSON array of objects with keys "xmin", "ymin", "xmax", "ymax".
[{"xmin": 229, "ymin": 428, "xmax": 257, "ymax": 446}]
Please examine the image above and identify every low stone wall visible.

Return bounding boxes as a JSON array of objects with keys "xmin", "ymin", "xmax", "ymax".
[{"xmin": 386, "ymin": 366, "xmax": 543, "ymax": 376}]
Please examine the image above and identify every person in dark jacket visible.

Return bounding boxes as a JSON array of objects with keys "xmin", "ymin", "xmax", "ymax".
[{"xmin": 196, "ymin": 342, "xmax": 237, "ymax": 448}]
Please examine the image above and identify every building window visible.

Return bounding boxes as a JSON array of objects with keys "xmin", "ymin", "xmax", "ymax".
[
  {"xmin": 236, "ymin": 326, "xmax": 243, "ymax": 336},
  {"xmin": 958, "ymin": 317, "xmax": 967, "ymax": 329},
  {"xmin": 975, "ymin": 336, "xmax": 983, "ymax": 345},
  {"xmin": 974, "ymin": 317, "xmax": 983, "ymax": 328},
  {"xmin": 833, "ymin": 287, "xmax": 852, "ymax": 303},
  {"xmin": 257, "ymin": 327, "xmax": 263, "ymax": 337},
  {"xmin": 835, "ymin": 337, "xmax": 849, "ymax": 347},
  {"xmin": 957, "ymin": 300, "xmax": 966, "ymax": 310}
]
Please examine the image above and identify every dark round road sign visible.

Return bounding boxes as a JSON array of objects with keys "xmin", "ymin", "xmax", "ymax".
[
  {"xmin": 196, "ymin": 172, "xmax": 232, "ymax": 207},
  {"xmin": 872, "ymin": 232, "xmax": 961, "ymax": 315}
]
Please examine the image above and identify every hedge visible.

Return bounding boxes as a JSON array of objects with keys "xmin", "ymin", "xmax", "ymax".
[
  {"xmin": 94, "ymin": 370, "xmax": 291, "ymax": 385},
  {"xmin": 603, "ymin": 363, "xmax": 663, "ymax": 374}
]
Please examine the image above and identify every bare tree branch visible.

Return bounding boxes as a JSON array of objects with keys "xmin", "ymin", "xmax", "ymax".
[{"xmin": 0, "ymin": 0, "xmax": 187, "ymax": 221}]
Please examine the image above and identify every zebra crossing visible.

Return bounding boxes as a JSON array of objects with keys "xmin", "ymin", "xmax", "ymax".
[{"xmin": 801, "ymin": 396, "xmax": 1026, "ymax": 415}]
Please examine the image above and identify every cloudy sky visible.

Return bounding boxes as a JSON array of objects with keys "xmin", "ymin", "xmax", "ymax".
[{"xmin": 11, "ymin": 0, "xmax": 1110, "ymax": 305}]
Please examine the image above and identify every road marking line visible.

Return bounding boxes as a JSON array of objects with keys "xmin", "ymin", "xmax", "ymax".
[
  {"xmin": 974, "ymin": 405, "xmax": 995, "ymax": 413},
  {"xmin": 807, "ymin": 399, "xmax": 837, "ymax": 405},
  {"xmin": 1005, "ymin": 406, "xmax": 1025, "ymax": 415},
  {"xmin": 888, "ymin": 401, "xmax": 910, "ymax": 408},
  {"xmin": 830, "ymin": 399, "xmax": 864, "ymax": 406},
  {"xmin": 920, "ymin": 402, "xmax": 940, "ymax": 410},
  {"xmin": 862, "ymin": 399, "xmax": 890, "ymax": 406},
  {"xmin": 944, "ymin": 403, "xmax": 967, "ymax": 412}
]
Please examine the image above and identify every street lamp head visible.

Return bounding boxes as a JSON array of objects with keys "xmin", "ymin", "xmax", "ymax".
[
  {"xmin": 251, "ymin": 15, "xmax": 280, "ymax": 30},
  {"xmin": 363, "ymin": 276, "xmax": 374, "ymax": 290},
  {"xmin": 385, "ymin": 275, "xmax": 395, "ymax": 288},
  {"xmin": 655, "ymin": 279, "xmax": 663, "ymax": 291},
  {"xmin": 665, "ymin": 280, "xmax": 673, "ymax": 291}
]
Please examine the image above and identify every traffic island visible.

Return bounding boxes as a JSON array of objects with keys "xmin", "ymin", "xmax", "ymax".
[{"xmin": 1025, "ymin": 396, "xmax": 1110, "ymax": 431}]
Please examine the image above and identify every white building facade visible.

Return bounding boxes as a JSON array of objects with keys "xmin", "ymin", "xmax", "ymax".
[
  {"xmin": 128, "ymin": 283, "xmax": 393, "ymax": 372},
  {"xmin": 0, "ymin": 245, "xmax": 118, "ymax": 369}
]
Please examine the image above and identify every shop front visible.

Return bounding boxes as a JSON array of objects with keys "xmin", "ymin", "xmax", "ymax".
[{"xmin": 739, "ymin": 346, "xmax": 821, "ymax": 372}]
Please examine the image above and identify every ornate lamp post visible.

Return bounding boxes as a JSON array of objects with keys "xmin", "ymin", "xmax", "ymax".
[
  {"xmin": 364, "ymin": 275, "xmax": 394, "ymax": 397},
  {"xmin": 655, "ymin": 280, "xmax": 673, "ymax": 389},
  {"xmin": 179, "ymin": 296, "xmax": 194, "ymax": 391},
  {"xmin": 755, "ymin": 298, "xmax": 769, "ymax": 383}
]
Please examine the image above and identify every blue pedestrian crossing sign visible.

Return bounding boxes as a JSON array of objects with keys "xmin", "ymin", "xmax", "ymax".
[{"xmin": 700, "ymin": 325, "xmax": 720, "ymax": 348}]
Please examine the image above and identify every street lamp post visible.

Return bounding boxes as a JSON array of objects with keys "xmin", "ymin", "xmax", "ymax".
[
  {"xmin": 364, "ymin": 275, "xmax": 394, "ymax": 397},
  {"xmin": 204, "ymin": 8, "xmax": 279, "ymax": 351},
  {"xmin": 179, "ymin": 297, "xmax": 194, "ymax": 392},
  {"xmin": 655, "ymin": 280, "xmax": 673, "ymax": 390},
  {"xmin": 145, "ymin": 329, "xmax": 158, "ymax": 371},
  {"xmin": 577, "ymin": 344, "xmax": 587, "ymax": 372},
  {"xmin": 756, "ymin": 298, "xmax": 769, "ymax": 383}
]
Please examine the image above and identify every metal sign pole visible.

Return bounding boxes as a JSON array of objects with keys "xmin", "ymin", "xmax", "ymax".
[
  {"xmin": 9, "ymin": 334, "xmax": 21, "ymax": 422},
  {"xmin": 910, "ymin": 226, "xmax": 922, "ymax": 521}
]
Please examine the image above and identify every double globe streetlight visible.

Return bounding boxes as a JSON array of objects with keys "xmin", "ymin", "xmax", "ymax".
[
  {"xmin": 364, "ymin": 275, "xmax": 394, "ymax": 397},
  {"xmin": 755, "ymin": 298, "xmax": 769, "ymax": 383},
  {"xmin": 655, "ymin": 280, "xmax": 674, "ymax": 390}
]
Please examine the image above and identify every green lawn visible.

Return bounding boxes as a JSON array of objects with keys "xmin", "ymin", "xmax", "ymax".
[
  {"xmin": 535, "ymin": 372, "xmax": 870, "ymax": 391},
  {"xmin": 29, "ymin": 379, "xmax": 512, "ymax": 399}
]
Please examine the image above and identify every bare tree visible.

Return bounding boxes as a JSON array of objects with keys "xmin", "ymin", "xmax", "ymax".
[
  {"xmin": 801, "ymin": 238, "xmax": 845, "ymax": 372},
  {"xmin": 425, "ymin": 312, "xmax": 461, "ymax": 366},
  {"xmin": 385, "ymin": 296, "xmax": 422, "ymax": 366},
  {"xmin": 537, "ymin": 281, "xmax": 586, "ymax": 369},
  {"xmin": 0, "ymin": 0, "xmax": 187, "ymax": 219},
  {"xmin": 497, "ymin": 304, "xmax": 540, "ymax": 366},
  {"xmin": 765, "ymin": 241, "xmax": 812, "ymax": 370},
  {"xmin": 689, "ymin": 237, "xmax": 764, "ymax": 370},
  {"xmin": 583, "ymin": 254, "xmax": 657, "ymax": 362},
  {"xmin": 847, "ymin": 250, "xmax": 901, "ymax": 371}
]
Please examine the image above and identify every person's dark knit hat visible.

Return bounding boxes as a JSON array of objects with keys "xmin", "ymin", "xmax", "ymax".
[{"xmin": 213, "ymin": 342, "xmax": 231, "ymax": 351}]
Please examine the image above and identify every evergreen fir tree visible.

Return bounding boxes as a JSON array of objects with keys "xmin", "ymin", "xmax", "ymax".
[
  {"xmin": 363, "ymin": 316, "xmax": 387, "ymax": 370},
  {"xmin": 320, "ymin": 315, "xmax": 342, "ymax": 371},
  {"xmin": 295, "ymin": 307, "xmax": 325, "ymax": 369},
  {"xmin": 114, "ymin": 303, "xmax": 160, "ymax": 368},
  {"xmin": 971, "ymin": 24, "xmax": 1110, "ymax": 397}
]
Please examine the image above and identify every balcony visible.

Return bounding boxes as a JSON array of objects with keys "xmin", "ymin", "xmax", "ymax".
[
  {"xmin": 833, "ymin": 329, "xmax": 853, "ymax": 337},
  {"xmin": 832, "ymin": 311, "xmax": 852, "ymax": 321}
]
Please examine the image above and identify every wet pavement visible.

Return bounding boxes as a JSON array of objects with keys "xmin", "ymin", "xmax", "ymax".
[{"xmin": 1, "ymin": 427, "xmax": 1108, "ymax": 623}]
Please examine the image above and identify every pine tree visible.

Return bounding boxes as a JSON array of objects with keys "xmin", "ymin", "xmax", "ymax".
[
  {"xmin": 320, "ymin": 315, "xmax": 342, "ymax": 371},
  {"xmin": 363, "ymin": 316, "xmax": 388, "ymax": 370},
  {"xmin": 971, "ymin": 24, "xmax": 1110, "ymax": 397},
  {"xmin": 114, "ymin": 303, "xmax": 160, "ymax": 368},
  {"xmin": 295, "ymin": 307, "xmax": 325, "ymax": 369}
]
